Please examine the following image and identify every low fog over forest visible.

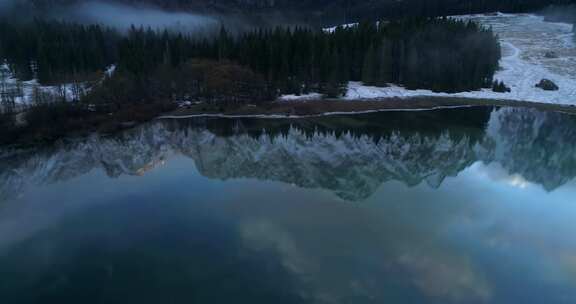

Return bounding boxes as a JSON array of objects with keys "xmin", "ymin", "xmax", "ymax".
[
  {"xmin": 2, "ymin": 0, "xmax": 575, "ymax": 29},
  {"xmin": 0, "ymin": 0, "xmax": 574, "ymax": 145}
]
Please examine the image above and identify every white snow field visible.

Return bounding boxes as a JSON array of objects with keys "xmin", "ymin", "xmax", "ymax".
[{"xmin": 311, "ymin": 14, "xmax": 576, "ymax": 105}]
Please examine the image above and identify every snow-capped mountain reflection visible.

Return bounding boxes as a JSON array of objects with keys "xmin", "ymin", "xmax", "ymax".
[
  {"xmin": 1, "ymin": 107, "xmax": 575, "ymax": 202},
  {"xmin": 484, "ymin": 107, "xmax": 576, "ymax": 191}
]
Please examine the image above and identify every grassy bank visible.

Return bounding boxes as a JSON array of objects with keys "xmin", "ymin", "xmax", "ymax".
[
  {"xmin": 161, "ymin": 97, "xmax": 576, "ymax": 119},
  {"xmin": 0, "ymin": 101, "xmax": 176, "ymax": 148}
]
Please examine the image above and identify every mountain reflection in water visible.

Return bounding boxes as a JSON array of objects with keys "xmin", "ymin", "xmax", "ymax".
[
  {"xmin": 1, "ymin": 106, "xmax": 576, "ymax": 304},
  {"xmin": 1, "ymin": 107, "xmax": 575, "ymax": 202}
]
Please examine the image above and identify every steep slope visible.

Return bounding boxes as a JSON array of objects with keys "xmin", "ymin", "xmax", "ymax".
[{"xmin": 18, "ymin": 0, "xmax": 574, "ymax": 26}]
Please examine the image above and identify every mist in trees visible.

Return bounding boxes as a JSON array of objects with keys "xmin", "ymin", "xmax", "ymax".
[
  {"xmin": 0, "ymin": 17, "xmax": 502, "ymax": 144},
  {"xmin": 0, "ymin": 17, "xmax": 501, "ymax": 104},
  {"xmin": 109, "ymin": 18, "xmax": 500, "ymax": 98},
  {"xmin": 9, "ymin": 0, "xmax": 574, "ymax": 28},
  {"xmin": 0, "ymin": 20, "xmax": 119, "ymax": 83}
]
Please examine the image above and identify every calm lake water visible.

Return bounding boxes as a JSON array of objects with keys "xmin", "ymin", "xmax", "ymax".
[{"xmin": 1, "ymin": 106, "xmax": 576, "ymax": 304}]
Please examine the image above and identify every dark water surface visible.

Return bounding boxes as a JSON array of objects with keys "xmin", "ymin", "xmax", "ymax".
[{"xmin": 1, "ymin": 106, "xmax": 576, "ymax": 304}]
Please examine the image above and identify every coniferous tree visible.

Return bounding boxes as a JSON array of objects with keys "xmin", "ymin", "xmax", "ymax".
[
  {"xmin": 362, "ymin": 44, "xmax": 377, "ymax": 85},
  {"xmin": 0, "ymin": 17, "xmax": 502, "ymax": 103}
]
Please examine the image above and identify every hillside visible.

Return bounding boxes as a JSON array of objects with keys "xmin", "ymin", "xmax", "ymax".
[{"xmin": 18, "ymin": 0, "xmax": 576, "ymax": 26}]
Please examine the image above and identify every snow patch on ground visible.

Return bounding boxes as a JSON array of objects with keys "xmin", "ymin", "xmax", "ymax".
[
  {"xmin": 278, "ymin": 93, "xmax": 323, "ymax": 101},
  {"xmin": 327, "ymin": 14, "xmax": 576, "ymax": 105},
  {"xmin": 18, "ymin": 80, "xmax": 89, "ymax": 105},
  {"xmin": 456, "ymin": 13, "xmax": 576, "ymax": 104},
  {"xmin": 1, "ymin": 63, "xmax": 116, "ymax": 106},
  {"xmin": 345, "ymin": 82, "xmax": 441, "ymax": 99}
]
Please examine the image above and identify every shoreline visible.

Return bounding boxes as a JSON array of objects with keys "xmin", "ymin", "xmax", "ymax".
[
  {"xmin": 159, "ymin": 97, "xmax": 576, "ymax": 120},
  {"xmin": 3, "ymin": 96, "xmax": 575, "ymax": 150},
  {"xmin": 158, "ymin": 105, "xmax": 480, "ymax": 120}
]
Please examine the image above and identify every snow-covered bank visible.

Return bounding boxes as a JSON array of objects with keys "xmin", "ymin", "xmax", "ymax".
[
  {"xmin": 278, "ymin": 93, "xmax": 323, "ymax": 101},
  {"xmin": 1, "ymin": 65, "xmax": 80, "ymax": 105},
  {"xmin": 314, "ymin": 14, "xmax": 576, "ymax": 105},
  {"xmin": 0, "ymin": 63, "xmax": 115, "ymax": 106},
  {"xmin": 454, "ymin": 13, "xmax": 576, "ymax": 104}
]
